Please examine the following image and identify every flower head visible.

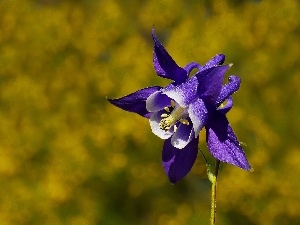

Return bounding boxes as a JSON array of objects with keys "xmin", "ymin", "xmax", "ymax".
[{"xmin": 108, "ymin": 29, "xmax": 251, "ymax": 183}]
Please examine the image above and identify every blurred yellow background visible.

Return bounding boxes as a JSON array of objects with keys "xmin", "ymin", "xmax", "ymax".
[{"xmin": 0, "ymin": 0, "xmax": 299, "ymax": 224}]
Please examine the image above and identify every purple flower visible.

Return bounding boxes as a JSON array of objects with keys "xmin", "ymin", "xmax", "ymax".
[{"xmin": 108, "ymin": 29, "xmax": 251, "ymax": 183}]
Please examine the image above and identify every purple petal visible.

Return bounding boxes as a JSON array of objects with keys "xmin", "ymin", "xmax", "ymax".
[
  {"xmin": 146, "ymin": 91, "xmax": 171, "ymax": 112},
  {"xmin": 216, "ymin": 75, "xmax": 241, "ymax": 107},
  {"xmin": 162, "ymin": 76, "xmax": 199, "ymax": 107},
  {"xmin": 149, "ymin": 111, "xmax": 174, "ymax": 139},
  {"xmin": 206, "ymin": 112, "xmax": 252, "ymax": 170},
  {"xmin": 200, "ymin": 54, "xmax": 225, "ymax": 72},
  {"xmin": 171, "ymin": 120, "xmax": 194, "ymax": 149},
  {"xmin": 107, "ymin": 86, "xmax": 161, "ymax": 118},
  {"xmin": 196, "ymin": 65, "xmax": 230, "ymax": 103},
  {"xmin": 217, "ymin": 97, "xmax": 233, "ymax": 115},
  {"xmin": 152, "ymin": 29, "xmax": 187, "ymax": 84},
  {"xmin": 184, "ymin": 62, "xmax": 202, "ymax": 74},
  {"xmin": 162, "ymin": 137, "xmax": 199, "ymax": 183},
  {"xmin": 188, "ymin": 98, "xmax": 209, "ymax": 136}
]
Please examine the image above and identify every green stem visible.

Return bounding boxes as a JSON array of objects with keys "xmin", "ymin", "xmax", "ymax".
[
  {"xmin": 209, "ymin": 160, "xmax": 220, "ymax": 225},
  {"xmin": 198, "ymin": 149, "xmax": 221, "ymax": 225}
]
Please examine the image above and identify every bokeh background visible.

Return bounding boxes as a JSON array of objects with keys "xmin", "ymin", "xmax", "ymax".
[{"xmin": 0, "ymin": 0, "xmax": 299, "ymax": 224}]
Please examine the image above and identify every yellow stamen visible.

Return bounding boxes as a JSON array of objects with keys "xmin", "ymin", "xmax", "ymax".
[
  {"xmin": 164, "ymin": 107, "xmax": 170, "ymax": 113},
  {"xmin": 179, "ymin": 118, "xmax": 189, "ymax": 125},
  {"xmin": 159, "ymin": 106, "xmax": 185, "ymax": 131},
  {"xmin": 171, "ymin": 100, "xmax": 176, "ymax": 108},
  {"xmin": 173, "ymin": 124, "xmax": 177, "ymax": 133}
]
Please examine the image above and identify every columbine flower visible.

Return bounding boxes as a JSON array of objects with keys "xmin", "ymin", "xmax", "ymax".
[{"xmin": 108, "ymin": 29, "xmax": 251, "ymax": 183}]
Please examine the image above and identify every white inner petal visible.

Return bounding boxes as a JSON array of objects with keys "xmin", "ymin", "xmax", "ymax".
[
  {"xmin": 146, "ymin": 91, "xmax": 170, "ymax": 112},
  {"xmin": 171, "ymin": 123, "xmax": 194, "ymax": 149},
  {"xmin": 149, "ymin": 111, "xmax": 174, "ymax": 139}
]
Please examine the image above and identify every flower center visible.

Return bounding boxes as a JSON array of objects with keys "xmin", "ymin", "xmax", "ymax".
[{"xmin": 159, "ymin": 101, "xmax": 189, "ymax": 131}]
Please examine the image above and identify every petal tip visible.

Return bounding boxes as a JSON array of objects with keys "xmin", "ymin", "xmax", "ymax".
[
  {"xmin": 151, "ymin": 27, "xmax": 159, "ymax": 43},
  {"xmin": 216, "ymin": 54, "xmax": 226, "ymax": 65},
  {"xmin": 162, "ymin": 138, "xmax": 198, "ymax": 183}
]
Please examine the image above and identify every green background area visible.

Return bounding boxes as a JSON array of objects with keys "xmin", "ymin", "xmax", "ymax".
[{"xmin": 0, "ymin": 0, "xmax": 299, "ymax": 224}]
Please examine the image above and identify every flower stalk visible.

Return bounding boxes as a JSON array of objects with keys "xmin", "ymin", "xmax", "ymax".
[
  {"xmin": 200, "ymin": 149, "xmax": 220, "ymax": 225},
  {"xmin": 209, "ymin": 159, "xmax": 220, "ymax": 225}
]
